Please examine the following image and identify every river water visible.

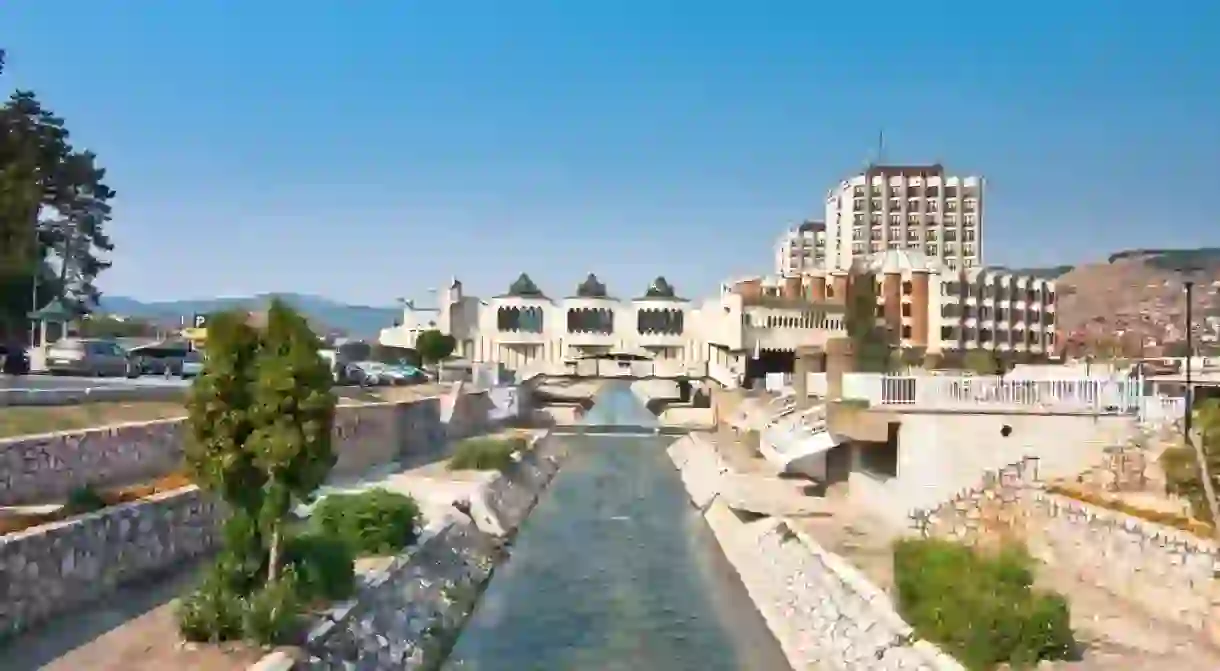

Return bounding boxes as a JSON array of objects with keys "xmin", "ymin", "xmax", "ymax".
[{"xmin": 444, "ymin": 382, "xmax": 790, "ymax": 671}]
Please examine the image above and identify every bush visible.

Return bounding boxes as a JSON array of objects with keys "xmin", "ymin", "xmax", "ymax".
[
  {"xmin": 176, "ymin": 571, "xmax": 246, "ymax": 643},
  {"xmin": 448, "ymin": 436, "xmax": 526, "ymax": 472},
  {"xmin": 310, "ymin": 489, "xmax": 423, "ymax": 556},
  {"xmin": 283, "ymin": 531, "xmax": 357, "ymax": 602},
  {"xmin": 893, "ymin": 538, "xmax": 1076, "ymax": 670},
  {"xmin": 63, "ymin": 485, "xmax": 107, "ymax": 516},
  {"xmin": 241, "ymin": 570, "xmax": 302, "ymax": 645}
]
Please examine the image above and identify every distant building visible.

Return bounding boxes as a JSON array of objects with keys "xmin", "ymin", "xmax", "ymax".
[
  {"xmin": 823, "ymin": 164, "xmax": 984, "ymax": 272},
  {"xmin": 732, "ymin": 250, "xmax": 1056, "ymax": 356},
  {"xmin": 774, "ymin": 220, "xmax": 827, "ymax": 275}
]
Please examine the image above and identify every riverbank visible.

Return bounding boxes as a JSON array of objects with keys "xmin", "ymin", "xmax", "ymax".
[{"xmin": 666, "ymin": 432, "xmax": 965, "ymax": 671}]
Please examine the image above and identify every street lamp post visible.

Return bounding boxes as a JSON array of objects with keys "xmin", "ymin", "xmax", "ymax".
[{"xmin": 1186, "ymin": 280, "xmax": 1194, "ymax": 437}]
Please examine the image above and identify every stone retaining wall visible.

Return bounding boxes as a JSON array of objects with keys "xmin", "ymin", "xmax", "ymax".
[
  {"xmin": 0, "ymin": 390, "xmax": 507, "ymax": 506},
  {"xmin": 0, "ymin": 485, "xmax": 223, "ymax": 636},
  {"xmin": 1025, "ymin": 491, "xmax": 1220, "ymax": 638},
  {"xmin": 302, "ymin": 514, "xmax": 500, "ymax": 670},
  {"xmin": 300, "ymin": 431, "xmax": 567, "ymax": 669},
  {"xmin": 911, "ymin": 455, "xmax": 1220, "ymax": 644},
  {"xmin": 667, "ymin": 434, "xmax": 963, "ymax": 671}
]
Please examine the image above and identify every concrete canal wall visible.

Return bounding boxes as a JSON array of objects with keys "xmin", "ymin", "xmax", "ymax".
[
  {"xmin": 299, "ymin": 432, "xmax": 568, "ymax": 670},
  {"xmin": 667, "ymin": 434, "xmax": 965, "ymax": 671}
]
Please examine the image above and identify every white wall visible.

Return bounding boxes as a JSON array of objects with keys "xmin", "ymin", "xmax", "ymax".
[{"xmin": 849, "ymin": 411, "xmax": 1138, "ymax": 527}]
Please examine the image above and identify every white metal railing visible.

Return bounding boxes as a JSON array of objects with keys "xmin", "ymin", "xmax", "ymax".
[{"xmin": 867, "ymin": 375, "xmax": 1141, "ymax": 412}]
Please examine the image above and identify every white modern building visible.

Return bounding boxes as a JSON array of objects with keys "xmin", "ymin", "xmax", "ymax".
[
  {"xmin": 823, "ymin": 164, "xmax": 983, "ymax": 272},
  {"xmin": 774, "ymin": 220, "xmax": 827, "ymax": 276},
  {"xmin": 378, "ymin": 273, "xmax": 846, "ymax": 381}
]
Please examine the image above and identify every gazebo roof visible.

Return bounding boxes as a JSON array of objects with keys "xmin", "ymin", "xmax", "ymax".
[{"xmin": 28, "ymin": 298, "xmax": 75, "ymax": 321}]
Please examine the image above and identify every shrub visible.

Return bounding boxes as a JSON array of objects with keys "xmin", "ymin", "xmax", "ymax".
[
  {"xmin": 176, "ymin": 571, "xmax": 246, "ymax": 643},
  {"xmin": 311, "ymin": 489, "xmax": 423, "ymax": 556},
  {"xmin": 448, "ymin": 436, "xmax": 526, "ymax": 472},
  {"xmin": 63, "ymin": 485, "xmax": 107, "ymax": 516},
  {"xmin": 283, "ymin": 531, "xmax": 357, "ymax": 602},
  {"xmin": 241, "ymin": 570, "xmax": 302, "ymax": 645},
  {"xmin": 893, "ymin": 538, "xmax": 1076, "ymax": 670}
]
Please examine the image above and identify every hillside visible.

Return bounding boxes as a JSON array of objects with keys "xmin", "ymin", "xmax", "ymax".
[
  {"xmin": 1051, "ymin": 249, "xmax": 1220, "ymax": 354},
  {"xmin": 98, "ymin": 293, "xmax": 400, "ymax": 338}
]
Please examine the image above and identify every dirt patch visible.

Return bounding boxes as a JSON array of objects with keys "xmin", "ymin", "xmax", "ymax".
[
  {"xmin": 32, "ymin": 598, "xmax": 269, "ymax": 671},
  {"xmin": 0, "ymin": 472, "xmax": 195, "ymax": 535},
  {"xmin": 0, "ymin": 401, "xmax": 187, "ymax": 439},
  {"xmin": 1046, "ymin": 482, "xmax": 1214, "ymax": 540}
]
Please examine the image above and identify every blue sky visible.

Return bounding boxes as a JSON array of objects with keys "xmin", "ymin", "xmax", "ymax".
[{"xmin": 2, "ymin": 2, "xmax": 1217, "ymax": 306}]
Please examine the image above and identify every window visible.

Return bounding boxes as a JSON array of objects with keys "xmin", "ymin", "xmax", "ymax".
[
  {"xmin": 902, "ymin": 281, "xmax": 913, "ymax": 296},
  {"xmin": 901, "ymin": 325, "xmax": 912, "ymax": 338},
  {"xmin": 901, "ymin": 303, "xmax": 911, "ymax": 317},
  {"xmin": 941, "ymin": 325, "xmax": 955, "ymax": 340}
]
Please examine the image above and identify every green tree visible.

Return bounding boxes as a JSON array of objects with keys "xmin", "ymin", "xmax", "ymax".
[
  {"xmin": 844, "ymin": 266, "xmax": 894, "ymax": 372},
  {"xmin": 247, "ymin": 300, "xmax": 337, "ymax": 580},
  {"xmin": 415, "ymin": 329, "xmax": 456, "ymax": 368},
  {"xmin": 962, "ymin": 350, "xmax": 998, "ymax": 375},
  {"xmin": 0, "ymin": 48, "xmax": 116, "ymax": 337},
  {"xmin": 183, "ymin": 311, "xmax": 268, "ymax": 590}
]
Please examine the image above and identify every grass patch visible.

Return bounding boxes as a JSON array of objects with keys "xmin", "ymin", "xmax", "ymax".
[
  {"xmin": 894, "ymin": 538, "xmax": 1076, "ymax": 670},
  {"xmin": 310, "ymin": 488, "xmax": 423, "ymax": 556},
  {"xmin": 448, "ymin": 436, "xmax": 528, "ymax": 472},
  {"xmin": 0, "ymin": 401, "xmax": 187, "ymax": 439},
  {"xmin": 1045, "ymin": 482, "xmax": 1213, "ymax": 539},
  {"xmin": 0, "ymin": 471, "xmax": 196, "ymax": 535},
  {"xmin": 833, "ymin": 398, "xmax": 871, "ymax": 410}
]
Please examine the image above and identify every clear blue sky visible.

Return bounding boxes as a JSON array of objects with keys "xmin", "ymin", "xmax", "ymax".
[{"xmin": 2, "ymin": 1, "xmax": 1217, "ymax": 306}]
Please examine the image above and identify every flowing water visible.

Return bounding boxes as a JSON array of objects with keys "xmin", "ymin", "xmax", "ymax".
[{"xmin": 443, "ymin": 382, "xmax": 789, "ymax": 671}]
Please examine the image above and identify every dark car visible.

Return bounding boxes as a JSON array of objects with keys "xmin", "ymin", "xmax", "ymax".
[{"xmin": 0, "ymin": 343, "xmax": 31, "ymax": 375}]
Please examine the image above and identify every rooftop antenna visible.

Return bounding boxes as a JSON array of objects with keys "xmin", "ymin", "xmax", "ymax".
[{"xmin": 876, "ymin": 129, "xmax": 886, "ymax": 165}]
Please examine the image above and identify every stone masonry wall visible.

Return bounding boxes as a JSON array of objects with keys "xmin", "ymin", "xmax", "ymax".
[
  {"xmin": 909, "ymin": 456, "xmax": 1041, "ymax": 549},
  {"xmin": 303, "ymin": 515, "xmax": 501, "ymax": 670},
  {"xmin": 0, "ymin": 419, "xmax": 186, "ymax": 506},
  {"xmin": 0, "ymin": 485, "xmax": 223, "ymax": 636},
  {"xmin": 0, "ymin": 392, "xmax": 482, "ymax": 506},
  {"xmin": 911, "ymin": 455, "xmax": 1220, "ymax": 645},
  {"xmin": 668, "ymin": 434, "xmax": 963, "ymax": 671},
  {"xmin": 302, "ymin": 431, "xmax": 567, "ymax": 669},
  {"xmin": 1025, "ymin": 492, "xmax": 1220, "ymax": 640}
]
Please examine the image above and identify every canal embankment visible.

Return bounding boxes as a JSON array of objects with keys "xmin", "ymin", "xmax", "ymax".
[{"xmin": 666, "ymin": 433, "xmax": 966, "ymax": 671}]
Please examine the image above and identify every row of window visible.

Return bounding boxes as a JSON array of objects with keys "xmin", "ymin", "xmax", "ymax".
[
  {"xmin": 853, "ymin": 226, "xmax": 976, "ymax": 242},
  {"xmin": 942, "ymin": 303, "xmax": 1055, "ymax": 325},
  {"xmin": 942, "ymin": 282, "xmax": 1055, "ymax": 303},
  {"xmin": 496, "ymin": 306, "xmax": 686, "ymax": 336},
  {"xmin": 852, "ymin": 185, "xmax": 979, "ymax": 199},
  {"xmin": 939, "ymin": 326, "xmax": 1055, "ymax": 346},
  {"xmin": 850, "ymin": 242, "xmax": 978, "ymax": 258},
  {"xmin": 743, "ymin": 311, "xmax": 841, "ymax": 330},
  {"xmin": 852, "ymin": 213, "xmax": 979, "ymax": 225},
  {"xmin": 852, "ymin": 198, "xmax": 977, "ymax": 214}
]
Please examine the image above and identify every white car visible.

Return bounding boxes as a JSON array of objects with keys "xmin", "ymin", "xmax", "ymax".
[{"xmin": 181, "ymin": 351, "xmax": 204, "ymax": 378}]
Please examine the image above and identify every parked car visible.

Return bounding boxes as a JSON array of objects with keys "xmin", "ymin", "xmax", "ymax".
[
  {"xmin": 0, "ymin": 342, "xmax": 30, "ymax": 375},
  {"xmin": 45, "ymin": 338, "xmax": 139, "ymax": 377},
  {"xmin": 180, "ymin": 350, "xmax": 204, "ymax": 378},
  {"xmin": 127, "ymin": 343, "xmax": 190, "ymax": 377},
  {"xmin": 346, "ymin": 361, "xmax": 390, "ymax": 387}
]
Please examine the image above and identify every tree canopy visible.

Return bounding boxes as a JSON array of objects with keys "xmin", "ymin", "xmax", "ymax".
[
  {"xmin": 844, "ymin": 265, "xmax": 895, "ymax": 372},
  {"xmin": 0, "ymin": 47, "xmax": 116, "ymax": 340},
  {"xmin": 415, "ymin": 329, "xmax": 456, "ymax": 365}
]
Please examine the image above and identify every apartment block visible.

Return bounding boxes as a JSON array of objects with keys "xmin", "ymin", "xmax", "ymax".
[
  {"xmin": 774, "ymin": 220, "xmax": 827, "ymax": 275},
  {"xmin": 730, "ymin": 250, "xmax": 1056, "ymax": 356},
  {"xmin": 823, "ymin": 164, "xmax": 983, "ymax": 272}
]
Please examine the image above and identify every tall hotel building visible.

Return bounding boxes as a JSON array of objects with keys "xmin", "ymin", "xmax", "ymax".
[{"xmin": 815, "ymin": 164, "xmax": 983, "ymax": 272}]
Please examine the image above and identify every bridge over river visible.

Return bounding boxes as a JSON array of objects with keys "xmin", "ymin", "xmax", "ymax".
[{"xmin": 443, "ymin": 381, "xmax": 790, "ymax": 670}]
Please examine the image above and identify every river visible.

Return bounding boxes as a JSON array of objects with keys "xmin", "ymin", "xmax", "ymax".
[{"xmin": 443, "ymin": 382, "xmax": 790, "ymax": 671}]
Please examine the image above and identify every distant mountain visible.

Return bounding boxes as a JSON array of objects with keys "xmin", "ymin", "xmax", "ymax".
[{"xmin": 97, "ymin": 293, "xmax": 400, "ymax": 338}]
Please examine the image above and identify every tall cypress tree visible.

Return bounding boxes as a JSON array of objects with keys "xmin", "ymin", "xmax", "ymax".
[{"xmin": 844, "ymin": 265, "xmax": 896, "ymax": 373}]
